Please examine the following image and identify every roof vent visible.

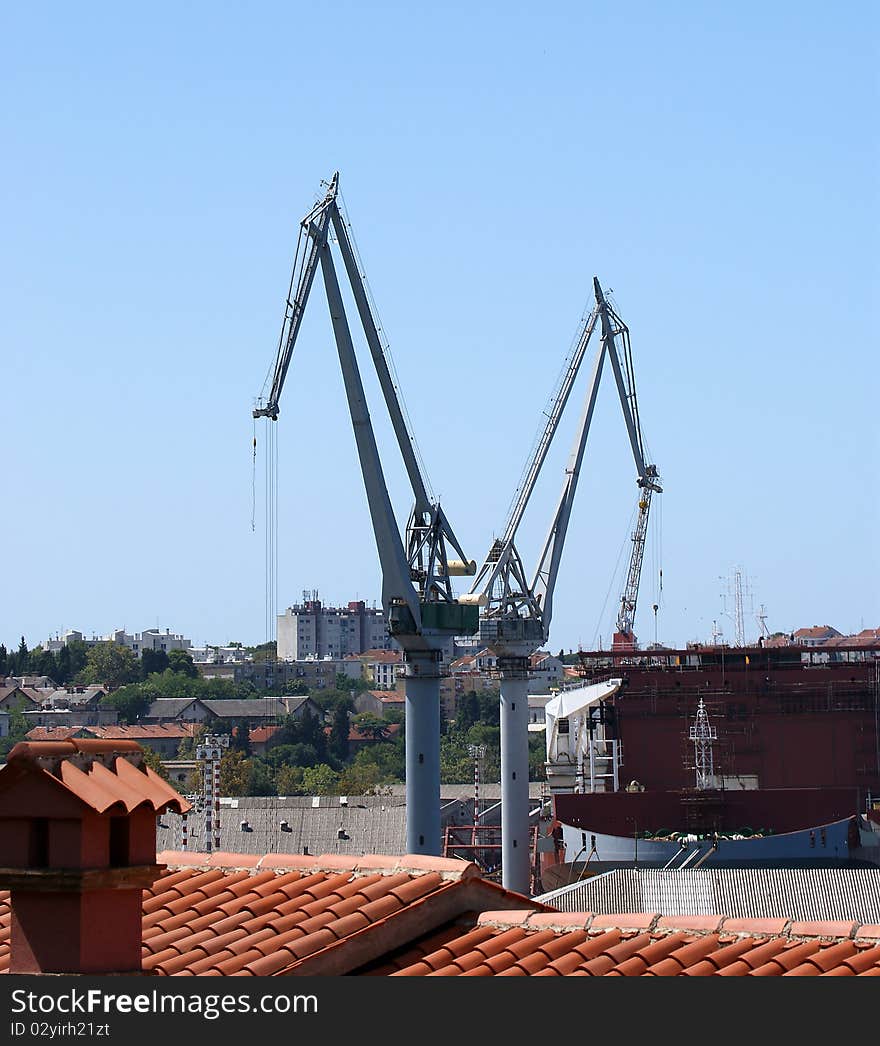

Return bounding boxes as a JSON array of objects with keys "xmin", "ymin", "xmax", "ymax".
[
  {"xmin": 239, "ymin": 820, "xmax": 251, "ymax": 832},
  {"xmin": 339, "ymin": 795, "xmax": 348, "ymax": 806},
  {"xmin": 279, "ymin": 819, "xmax": 291, "ymax": 832}
]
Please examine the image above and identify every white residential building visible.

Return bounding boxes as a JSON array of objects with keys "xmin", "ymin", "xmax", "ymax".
[
  {"xmin": 277, "ymin": 597, "xmax": 395, "ymax": 661},
  {"xmin": 189, "ymin": 645, "xmax": 253, "ymax": 664},
  {"xmin": 45, "ymin": 628, "xmax": 192, "ymax": 658}
]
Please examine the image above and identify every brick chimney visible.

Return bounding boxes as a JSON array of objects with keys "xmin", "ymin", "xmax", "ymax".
[{"xmin": 0, "ymin": 739, "xmax": 190, "ymax": 974}]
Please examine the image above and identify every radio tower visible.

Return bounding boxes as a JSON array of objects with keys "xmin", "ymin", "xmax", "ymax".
[
  {"xmin": 720, "ymin": 567, "xmax": 751, "ymax": 647},
  {"xmin": 733, "ymin": 569, "xmax": 745, "ymax": 647}
]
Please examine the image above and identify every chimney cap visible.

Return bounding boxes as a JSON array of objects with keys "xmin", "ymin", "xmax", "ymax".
[{"xmin": 0, "ymin": 740, "xmax": 191, "ymax": 816}]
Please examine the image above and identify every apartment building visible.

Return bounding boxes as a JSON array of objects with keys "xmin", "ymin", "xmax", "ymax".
[{"xmin": 276, "ymin": 597, "xmax": 395, "ymax": 661}]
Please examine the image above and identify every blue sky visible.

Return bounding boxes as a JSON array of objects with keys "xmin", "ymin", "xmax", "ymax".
[{"xmin": 3, "ymin": 2, "xmax": 877, "ymax": 655}]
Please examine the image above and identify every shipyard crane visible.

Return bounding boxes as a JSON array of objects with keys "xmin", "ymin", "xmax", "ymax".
[
  {"xmin": 462, "ymin": 277, "xmax": 661, "ymax": 893},
  {"xmin": 253, "ymin": 173, "xmax": 478, "ymax": 855}
]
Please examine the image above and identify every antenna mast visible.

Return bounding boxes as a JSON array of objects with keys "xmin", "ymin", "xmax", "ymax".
[{"xmin": 689, "ymin": 697, "xmax": 717, "ymax": 790}]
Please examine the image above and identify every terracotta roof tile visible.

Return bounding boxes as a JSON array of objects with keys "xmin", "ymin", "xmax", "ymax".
[
  {"xmin": 389, "ymin": 872, "xmax": 443, "ymax": 905},
  {"xmin": 721, "ymin": 916, "xmax": 790, "ymax": 936},
  {"xmin": 716, "ymin": 938, "xmax": 788, "ymax": 976},
  {"xmin": 784, "ymin": 940, "xmax": 861, "ymax": 975},
  {"xmin": 608, "ymin": 933, "xmax": 692, "ymax": 976},
  {"xmin": 682, "ymin": 936, "xmax": 759, "ymax": 975},
  {"xmin": 751, "ymin": 939, "xmax": 823, "ymax": 976},
  {"xmin": 854, "ymin": 924, "xmax": 880, "ymax": 941},
  {"xmin": 789, "ymin": 919, "xmax": 859, "ymax": 939},
  {"xmin": 644, "ymin": 935, "xmax": 722, "ymax": 976},
  {"xmin": 326, "ymin": 912, "xmax": 372, "ymax": 940}
]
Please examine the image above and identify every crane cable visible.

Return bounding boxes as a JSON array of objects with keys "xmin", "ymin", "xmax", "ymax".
[
  {"xmin": 251, "ymin": 419, "xmax": 257, "ymax": 532},
  {"xmin": 260, "ymin": 419, "xmax": 278, "ymax": 647}
]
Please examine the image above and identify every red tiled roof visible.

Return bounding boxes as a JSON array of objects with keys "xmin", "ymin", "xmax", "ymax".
[
  {"xmin": 794, "ymin": 626, "xmax": 842, "ymax": 639},
  {"xmin": 361, "ymin": 650, "xmax": 403, "ymax": 663},
  {"xmin": 0, "ymin": 740, "xmax": 190, "ymax": 816},
  {"xmin": 381, "ymin": 910, "xmax": 880, "ymax": 977},
  {"xmin": 0, "ymin": 852, "xmax": 547, "ymax": 976},
  {"xmin": 367, "ymin": 690, "xmax": 404, "ymax": 702},
  {"xmin": 249, "ymin": 725, "xmax": 281, "ymax": 744},
  {"xmin": 1, "ymin": 851, "xmax": 879, "ymax": 975},
  {"xmin": 90, "ymin": 724, "xmax": 200, "ymax": 740},
  {"xmin": 25, "ymin": 727, "xmax": 87, "ymax": 742}
]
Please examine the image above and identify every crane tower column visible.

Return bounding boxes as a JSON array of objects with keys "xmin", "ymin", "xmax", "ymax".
[
  {"xmin": 497, "ymin": 654, "xmax": 532, "ymax": 894},
  {"xmin": 404, "ymin": 650, "xmax": 444, "ymax": 854}
]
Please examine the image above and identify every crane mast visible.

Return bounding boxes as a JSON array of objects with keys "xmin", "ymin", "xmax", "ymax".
[
  {"xmin": 467, "ymin": 276, "xmax": 659, "ymax": 894},
  {"xmin": 253, "ymin": 173, "xmax": 477, "ymax": 855}
]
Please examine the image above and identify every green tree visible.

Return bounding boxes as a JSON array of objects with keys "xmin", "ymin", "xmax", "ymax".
[
  {"xmin": 476, "ymin": 689, "xmax": 501, "ymax": 724},
  {"xmin": 528, "ymin": 734, "xmax": 547, "ymax": 781},
  {"xmin": 0, "ymin": 643, "xmax": 7, "ymax": 677},
  {"xmin": 301, "ymin": 763, "xmax": 339, "ymax": 795},
  {"xmin": 80, "ymin": 642, "xmax": 140, "ymax": 687},
  {"xmin": 328, "ymin": 705, "xmax": 351, "ymax": 763},
  {"xmin": 219, "ymin": 749, "xmax": 251, "ymax": 796},
  {"xmin": 314, "ymin": 689, "xmax": 355, "ymax": 715},
  {"xmin": 141, "ymin": 648, "xmax": 170, "ymax": 678},
  {"xmin": 246, "ymin": 758, "xmax": 276, "ymax": 796},
  {"xmin": 30, "ymin": 646, "xmax": 57, "ymax": 679},
  {"xmin": 275, "ymin": 764, "xmax": 305, "ymax": 795},
  {"xmin": 248, "ymin": 641, "xmax": 277, "ymax": 663},
  {"xmin": 168, "ymin": 649, "xmax": 198, "ymax": 678},
  {"xmin": 0, "ymin": 708, "xmax": 29, "ymax": 760},
  {"xmin": 99, "ymin": 685, "xmax": 151, "ymax": 725},
  {"xmin": 265, "ymin": 742, "xmax": 319, "ymax": 768},
  {"xmin": 455, "ymin": 691, "xmax": 480, "ymax": 733},
  {"xmin": 232, "ymin": 718, "xmax": 252, "ymax": 755},
  {"xmin": 352, "ymin": 743, "xmax": 405, "ymax": 782},
  {"xmin": 140, "ymin": 746, "xmax": 171, "ymax": 782},
  {"xmin": 17, "ymin": 636, "xmax": 29, "ymax": 674},
  {"xmin": 351, "ymin": 712, "xmax": 390, "ymax": 741},
  {"xmin": 335, "ymin": 672, "xmax": 369, "ymax": 693},
  {"xmin": 66, "ymin": 639, "xmax": 88, "ymax": 679},
  {"xmin": 336, "ymin": 762, "xmax": 392, "ymax": 795},
  {"xmin": 55, "ymin": 644, "xmax": 72, "ymax": 684}
]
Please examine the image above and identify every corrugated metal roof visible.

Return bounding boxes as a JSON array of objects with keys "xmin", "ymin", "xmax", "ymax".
[
  {"xmin": 158, "ymin": 797, "xmax": 407, "ymax": 857},
  {"xmin": 537, "ymin": 868, "xmax": 880, "ymax": 923}
]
